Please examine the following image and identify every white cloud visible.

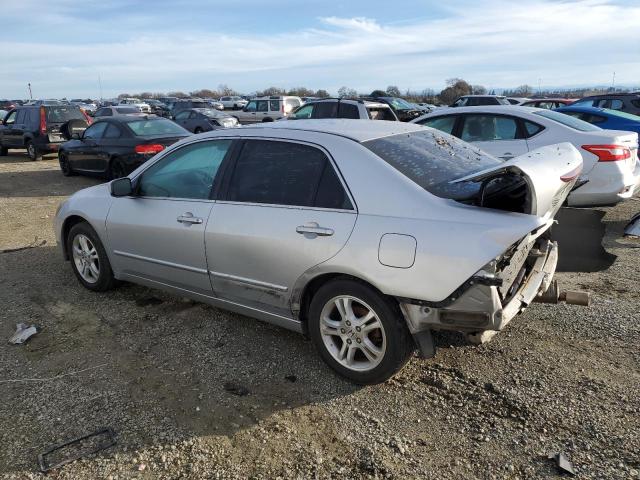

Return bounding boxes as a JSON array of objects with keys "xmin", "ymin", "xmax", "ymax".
[{"xmin": 1, "ymin": 0, "xmax": 639, "ymax": 97}]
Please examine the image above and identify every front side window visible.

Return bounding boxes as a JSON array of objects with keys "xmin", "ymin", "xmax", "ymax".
[
  {"xmin": 83, "ymin": 121, "xmax": 108, "ymax": 139},
  {"xmin": 292, "ymin": 104, "xmax": 313, "ymax": 119},
  {"xmin": 418, "ymin": 115, "xmax": 457, "ymax": 135},
  {"xmin": 244, "ymin": 101, "xmax": 257, "ymax": 112},
  {"xmin": 227, "ymin": 140, "xmax": 333, "ymax": 207},
  {"xmin": 138, "ymin": 140, "xmax": 232, "ymax": 199},
  {"xmin": 452, "ymin": 97, "xmax": 467, "ymax": 107},
  {"xmin": 460, "ymin": 115, "xmax": 518, "ymax": 141}
]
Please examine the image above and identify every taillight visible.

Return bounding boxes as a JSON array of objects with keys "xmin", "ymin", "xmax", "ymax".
[
  {"xmin": 135, "ymin": 144, "xmax": 165, "ymax": 155},
  {"xmin": 280, "ymin": 102, "xmax": 284, "ymax": 114},
  {"xmin": 582, "ymin": 144, "xmax": 631, "ymax": 162},
  {"xmin": 39, "ymin": 106, "xmax": 46, "ymax": 135}
]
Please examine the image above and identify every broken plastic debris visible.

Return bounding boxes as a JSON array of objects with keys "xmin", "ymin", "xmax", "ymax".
[
  {"xmin": 38, "ymin": 427, "xmax": 117, "ymax": 472},
  {"xmin": 624, "ymin": 212, "xmax": 640, "ymax": 238},
  {"xmin": 548, "ymin": 452, "xmax": 576, "ymax": 476},
  {"xmin": 9, "ymin": 323, "xmax": 38, "ymax": 344}
]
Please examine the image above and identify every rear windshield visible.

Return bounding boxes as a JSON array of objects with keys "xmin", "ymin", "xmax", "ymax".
[
  {"xmin": 363, "ymin": 130, "xmax": 501, "ymax": 198},
  {"xmin": 126, "ymin": 119, "xmax": 189, "ymax": 136},
  {"xmin": 604, "ymin": 108, "xmax": 640, "ymax": 122},
  {"xmin": 535, "ymin": 110, "xmax": 601, "ymax": 132},
  {"xmin": 46, "ymin": 106, "xmax": 85, "ymax": 123},
  {"xmin": 115, "ymin": 107, "xmax": 139, "ymax": 114}
]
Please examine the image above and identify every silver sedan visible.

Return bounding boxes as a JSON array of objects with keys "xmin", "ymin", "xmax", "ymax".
[{"xmin": 55, "ymin": 120, "xmax": 582, "ymax": 383}]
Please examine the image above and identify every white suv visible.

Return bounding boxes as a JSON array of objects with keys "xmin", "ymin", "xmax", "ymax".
[
  {"xmin": 219, "ymin": 96, "xmax": 248, "ymax": 110},
  {"xmin": 288, "ymin": 99, "xmax": 398, "ymax": 121},
  {"xmin": 232, "ymin": 96, "xmax": 302, "ymax": 124}
]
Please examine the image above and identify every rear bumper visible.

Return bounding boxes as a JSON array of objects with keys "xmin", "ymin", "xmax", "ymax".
[
  {"xmin": 400, "ymin": 238, "xmax": 558, "ymax": 334},
  {"xmin": 568, "ymin": 161, "xmax": 638, "ymax": 206}
]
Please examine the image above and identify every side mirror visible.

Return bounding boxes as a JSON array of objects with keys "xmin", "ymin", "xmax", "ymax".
[
  {"xmin": 110, "ymin": 177, "xmax": 133, "ymax": 197},
  {"xmin": 71, "ymin": 132, "xmax": 81, "ymax": 140}
]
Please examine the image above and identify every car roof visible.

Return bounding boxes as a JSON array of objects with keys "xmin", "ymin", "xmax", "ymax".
[
  {"xmin": 234, "ymin": 119, "xmax": 423, "ymax": 142},
  {"xmin": 306, "ymin": 98, "xmax": 389, "ymax": 108},
  {"xmin": 423, "ymin": 105, "xmax": 541, "ymax": 114},
  {"xmin": 97, "ymin": 115, "xmax": 164, "ymax": 123},
  {"xmin": 581, "ymin": 92, "xmax": 639, "ymax": 98},
  {"xmin": 461, "ymin": 95, "xmax": 507, "ymax": 98}
]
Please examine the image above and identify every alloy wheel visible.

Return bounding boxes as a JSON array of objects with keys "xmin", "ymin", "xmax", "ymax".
[
  {"xmin": 319, "ymin": 295, "xmax": 387, "ymax": 371},
  {"xmin": 72, "ymin": 234, "xmax": 100, "ymax": 284}
]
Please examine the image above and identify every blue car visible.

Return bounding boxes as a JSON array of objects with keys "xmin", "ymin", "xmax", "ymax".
[{"xmin": 555, "ymin": 106, "xmax": 640, "ymax": 135}]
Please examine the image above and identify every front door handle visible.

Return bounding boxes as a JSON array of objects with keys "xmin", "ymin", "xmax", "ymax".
[
  {"xmin": 296, "ymin": 222, "xmax": 334, "ymax": 237},
  {"xmin": 177, "ymin": 212, "xmax": 203, "ymax": 225},
  {"xmin": 499, "ymin": 152, "xmax": 514, "ymax": 160}
]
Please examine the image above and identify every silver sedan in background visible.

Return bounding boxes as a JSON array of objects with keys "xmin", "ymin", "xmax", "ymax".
[{"xmin": 55, "ymin": 120, "xmax": 582, "ymax": 383}]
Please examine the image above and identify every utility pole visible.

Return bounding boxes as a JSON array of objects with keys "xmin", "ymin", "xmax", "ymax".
[
  {"xmin": 538, "ymin": 78, "xmax": 542, "ymax": 95},
  {"xmin": 98, "ymin": 74, "xmax": 103, "ymax": 101},
  {"xmin": 611, "ymin": 71, "xmax": 616, "ymax": 90},
  {"xmin": 27, "ymin": 83, "xmax": 33, "ymax": 100}
]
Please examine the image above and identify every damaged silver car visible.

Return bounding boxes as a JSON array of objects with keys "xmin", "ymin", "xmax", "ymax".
[{"xmin": 54, "ymin": 120, "xmax": 582, "ymax": 384}]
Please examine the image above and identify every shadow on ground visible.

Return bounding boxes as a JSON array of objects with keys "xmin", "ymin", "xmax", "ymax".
[{"xmin": 551, "ymin": 207, "xmax": 616, "ymax": 272}]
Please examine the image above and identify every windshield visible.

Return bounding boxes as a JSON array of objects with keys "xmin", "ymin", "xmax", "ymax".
[
  {"xmin": 386, "ymin": 97, "xmax": 414, "ymax": 110},
  {"xmin": 46, "ymin": 106, "xmax": 85, "ymax": 123},
  {"xmin": 535, "ymin": 110, "xmax": 601, "ymax": 132},
  {"xmin": 126, "ymin": 119, "xmax": 189, "ymax": 136},
  {"xmin": 363, "ymin": 130, "xmax": 501, "ymax": 199}
]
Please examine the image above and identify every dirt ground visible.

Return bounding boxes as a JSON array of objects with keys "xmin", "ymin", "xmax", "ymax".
[{"xmin": 0, "ymin": 149, "xmax": 639, "ymax": 479}]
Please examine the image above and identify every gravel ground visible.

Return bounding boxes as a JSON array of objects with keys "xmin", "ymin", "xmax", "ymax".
[{"xmin": 0, "ymin": 150, "xmax": 639, "ymax": 479}]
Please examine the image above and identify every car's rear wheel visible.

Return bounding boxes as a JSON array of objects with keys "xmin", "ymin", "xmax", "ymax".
[
  {"xmin": 262, "ymin": 117, "xmax": 273, "ymax": 122},
  {"xmin": 67, "ymin": 222, "xmax": 116, "ymax": 292},
  {"xmin": 308, "ymin": 279, "xmax": 414, "ymax": 384},
  {"xmin": 109, "ymin": 158, "xmax": 127, "ymax": 179},
  {"xmin": 26, "ymin": 141, "xmax": 40, "ymax": 161},
  {"xmin": 58, "ymin": 152, "xmax": 76, "ymax": 176}
]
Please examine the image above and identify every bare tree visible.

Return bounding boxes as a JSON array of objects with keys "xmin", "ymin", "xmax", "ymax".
[
  {"xmin": 338, "ymin": 86, "xmax": 358, "ymax": 98},
  {"xmin": 218, "ymin": 84, "xmax": 237, "ymax": 96},
  {"xmin": 315, "ymin": 89, "xmax": 330, "ymax": 98},
  {"xmin": 439, "ymin": 79, "xmax": 472, "ymax": 105},
  {"xmin": 386, "ymin": 85, "xmax": 401, "ymax": 97},
  {"xmin": 471, "ymin": 85, "xmax": 487, "ymax": 95}
]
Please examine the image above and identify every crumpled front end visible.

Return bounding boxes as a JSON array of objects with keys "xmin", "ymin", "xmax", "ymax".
[{"xmin": 400, "ymin": 223, "xmax": 558, "ymax": 342}]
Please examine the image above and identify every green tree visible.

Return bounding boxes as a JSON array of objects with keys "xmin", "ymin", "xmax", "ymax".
[
  {"xmin": 386, "ymin": 85, "xmax": 401, "ymax": 97},
  {"xmin": 338, "ymin": 86, "xmax": 358, "ymax": 98}
]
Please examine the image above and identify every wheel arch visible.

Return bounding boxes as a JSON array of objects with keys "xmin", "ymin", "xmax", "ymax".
[
  {"xmin": 295, "ymin": 272, "xmax": 392, "ymax": 335},
  {"xmin": 61, "ymin": 215, "xmax": 90, "ymax": 260}
]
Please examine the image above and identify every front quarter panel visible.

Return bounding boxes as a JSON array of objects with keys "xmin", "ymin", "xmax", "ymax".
[{"xmin": 55, "ymin": 183, "xmax": 115, "ymax": 260}]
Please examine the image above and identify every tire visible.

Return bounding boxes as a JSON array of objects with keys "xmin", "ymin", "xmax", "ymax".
[
  {"xmin": 66, "ymin": 222, "xmax": 116, "ymax": 292},
  {"xmin": 108, "ymin": 157, "xmax": 127, "ymax": 179},
  {"xmin": 308, "ymin": 278, "xmax": 415, "ymax": 384},
  {"xmin": 58, "ymin": 152, "xmax": 76, "ymax": 176},
  {"xmin": 26, "ymin": 140, "xmax": 40, "ymax": 161},
  {"xmin": 0, "ymin": 146, "xmax": 7, "ymax": 156},
  {"xmin": 262, "ymin": 117, "xmax": 273, "ymax": 122}
]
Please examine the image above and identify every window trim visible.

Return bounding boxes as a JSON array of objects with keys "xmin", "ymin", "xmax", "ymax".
[{"xmin": 217, "ymin": 137, "xmax": 357, "ymax": 212}]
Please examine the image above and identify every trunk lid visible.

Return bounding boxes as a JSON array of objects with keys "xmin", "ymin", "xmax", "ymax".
[{"xmin": 452, "ymin": 142, "xmax": 583, "ymax": 219}]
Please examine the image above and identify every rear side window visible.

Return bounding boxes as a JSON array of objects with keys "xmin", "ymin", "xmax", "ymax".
[
  {"xmin": 314, "ymin": 163, "xmax": 353, "ymax": 210},
  {"xmin": 269, "ymin": 100, "xmax": 280, "ymax": 111},
  {"xmin": 83, "ymin": 121, "xmax": 108, "ymax": 139},
  {"xmin": 338, "ymin": 103, "xmax": 359, "ymax": 119},
  {"xmin": 418, "ymin": 116, "xmax": 456, "ymax": 135},
  {"xmin": 368, "ymin": 107, "xmax": 396, "ymax": 121},
  {"xmin": 103, "ymin": 124, "xmax": 122, "ymax": 139},
  {"xmin": 227, "ymin": 140, "xmax": 346, "ymax": 208},
  {"xmin": 460, "ymin": 115, "xmax": 519, "ymax": 141},
  {"xmin": 314, "ymin": 102, "xmax": 339, "ymax": 118},
  {"xmin": 609, "ymin": 99, "xmax": 623, "ymax": 110},
  {"xmin": 523, "ymin": 121, "xmax": 544, "ymax": 137},
  {"xmin": 363, "ymin": 130, "xmax": 501, "ymax": 197}
]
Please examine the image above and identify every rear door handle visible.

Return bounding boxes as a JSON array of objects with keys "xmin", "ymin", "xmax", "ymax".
[
  {"xmin": 177, "ymin": 212, "xmax": 203, "ymax": 225},
  {"xmin": 296, "ymin": 222, "xmax": 334, "ymax": 237}
]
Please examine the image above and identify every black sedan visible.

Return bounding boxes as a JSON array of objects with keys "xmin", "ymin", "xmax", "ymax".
[
  {"xmin": 58, "ymin": 117, "xmax": 191, "ymax": 179},
  {"xmin": 172, "ymin": 108, "xmax": 238, "ymax": 133}
]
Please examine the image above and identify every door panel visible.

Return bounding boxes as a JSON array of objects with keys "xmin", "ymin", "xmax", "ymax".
[
  {"xmin": 206, "ymin": 203, "xmax": 356, "ymax": 315},
  {"xmin": 107, "ymin": 198, "xmax": 214, "ymax": 294}
]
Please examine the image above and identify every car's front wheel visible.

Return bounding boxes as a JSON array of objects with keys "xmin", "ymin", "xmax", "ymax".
[
  {"xmin": 308, "ymin": 279, "xmax": 415, "ymax": 384},
  {"xmin": 108, "ymin": 158, "xmax": 127, "ymax": 179},
  {"xmin": 67, "ymin": 222, "xmax": 116, "ymax": 292}
]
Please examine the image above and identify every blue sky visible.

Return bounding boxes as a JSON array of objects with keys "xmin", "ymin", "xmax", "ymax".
[{"xmin": 1, "ymin": 0, "xmax": 639, "ymax": 98}]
